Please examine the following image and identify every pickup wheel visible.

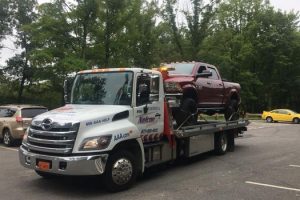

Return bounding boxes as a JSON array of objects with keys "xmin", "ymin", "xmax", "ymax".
[
  {"xmin": 266, "ymin": 116, "xmax": 273, "ymax": 123},
  {"xmin": 3, "ymin": 129, "xmax": 15, "ymax": 147},
  {"xmin": 224, "ymin": 99, "xmax": 239, "ymax": 121},
  {"xmin": 175, "ymin": 98, "xmax": 197, "ymax": 126},
  {"xmin": 104, "ymin": 150, "xmax": 137, "ymax": 192},
  {"xmin": 293, "ymin": 118, "xmax": 299, "ymax": 124},
  {"xmin": 214, "ymin": 132, "xmax": 228, "ymax": 155}
]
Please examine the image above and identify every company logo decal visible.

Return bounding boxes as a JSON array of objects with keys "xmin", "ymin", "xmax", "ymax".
[
  {"xmin": 41, "ymin": 118, "xmax": 53, "ymax": 130},
  {"xmin": 138, "ymin": 116, "xmax": 156, "ymax": 124},
  {"xmin": 86, "ymin": 117, "xmax": 110, "ymax": 126}
]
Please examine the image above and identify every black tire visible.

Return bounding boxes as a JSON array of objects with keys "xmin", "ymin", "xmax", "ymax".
[
  {"xmin": 214, "ymin": 132, "xmax": 228, "ymax": 155},
  {"xmin": 174, "ymin": 98, "xmax": 198, "ymax": 126},
  {"xmin": 224, "ymin": 99, "xmax": 239, "ymax": 121},
  {"xmin": 293, "ymin": 118, "xmax": 299, "ymax": 124},
  {"xmin": 104, "ymin": 151, "xmax": 137, "ymax": 192},
  {"xmin": 35, "ymin": 170, "xmax": 58, "ymax": 179},
  {"xmin": 266, "ymin": 116, "xmax": 273, "ymax": 123},
  {"xmin": 3, "ymin": 129, "xmax": 14, "ymax": 147}
]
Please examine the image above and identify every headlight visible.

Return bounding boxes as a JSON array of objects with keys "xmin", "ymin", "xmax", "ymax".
[
  {"xmin": 165, "ymin": 82, "xmax": 182, "ymax": 92},
  {"xmin": 79, "ymin": 135, "xmax": 112, "ymax": 151}
]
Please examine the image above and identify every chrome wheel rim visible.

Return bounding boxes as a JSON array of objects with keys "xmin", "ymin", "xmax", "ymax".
[
  {"xmin": 267, "ymin": 117, "xmax": 272, "ymax": 123},
  {"xmin": 221, "ymin": 135, "xmax": 227, "ymax": 152},
  {"xmin": 112, "ymin": 158, "xmax": 133, "ymax": 185},
  {"xmin": 3, "ymin": 132, "xmax": 10, "ymax": 145}
]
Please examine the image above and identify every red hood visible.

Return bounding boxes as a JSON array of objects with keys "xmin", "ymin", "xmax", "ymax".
[{"xmin": 164, "ymin": 75, "xmax": 195, "ymax": 83}]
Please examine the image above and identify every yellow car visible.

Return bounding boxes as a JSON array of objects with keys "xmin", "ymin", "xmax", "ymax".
[{"xmin": 261, "ymin": 109, "xmax": 300, "ymax": 124}]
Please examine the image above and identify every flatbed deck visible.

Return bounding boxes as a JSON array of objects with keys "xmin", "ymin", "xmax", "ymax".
[{"xmin": 174, "ymin": 119, "xmax": 249, "ymax": 138}]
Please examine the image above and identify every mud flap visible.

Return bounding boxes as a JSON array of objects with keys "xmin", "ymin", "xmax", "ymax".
[{"xmin": 227, "ymin": 132, "xmax": 235, "ymax": 152}]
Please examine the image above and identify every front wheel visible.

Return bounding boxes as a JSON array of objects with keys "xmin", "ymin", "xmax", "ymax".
[
  {"xmin": 104, "ymin": 151, "xmax": 137, "ymax": 192},
  {"xmin": 293, "ymin": 118, "xmax": 299, "ymax": 124},
  {"xmin": 174, "ymin": 98, "xmax": 198, "ymax": 126},
  {"xmin": 224, "ymin": 100, "xmax": 239, "ymax": 121}
]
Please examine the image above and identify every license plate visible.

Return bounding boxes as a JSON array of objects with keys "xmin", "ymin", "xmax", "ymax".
[{"xmin": 38, "ymin": 161, "xmax": 50, "ymax": 171}]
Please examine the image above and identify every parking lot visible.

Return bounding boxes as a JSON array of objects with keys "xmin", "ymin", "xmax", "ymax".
[{"xmin": 0, "ymin": 121, "xmax": 299, "ymax": 200}]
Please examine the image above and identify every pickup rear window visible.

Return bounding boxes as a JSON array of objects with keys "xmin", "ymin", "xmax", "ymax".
[
  {"xmin": 21, "ymin": 108, "xmax": 48, "ymax": 118},
  {"xmin": 168, "ymin": 63, "xmax": 195, "ymax": 75}
]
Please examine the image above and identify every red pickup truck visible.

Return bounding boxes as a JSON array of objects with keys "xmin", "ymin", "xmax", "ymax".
[{"xmin": 159, "ymin": 62, "xmax": 241, "ymax": 125}]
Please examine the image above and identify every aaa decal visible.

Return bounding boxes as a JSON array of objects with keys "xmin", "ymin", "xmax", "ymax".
[{"xmin": 114, "ymin": 133, "xmax": 129, "ymax": 141}]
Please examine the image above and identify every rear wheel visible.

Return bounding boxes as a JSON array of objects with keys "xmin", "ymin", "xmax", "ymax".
[
  {"xmin": 266, "ymin": 116, "xmax": 273, "ymax": 123},
  {"xmin": 224, "ymin": 99, "xmax": 239, "ymax": 121},
  {"xmin": 215, "ymin": 132, "xmax": 228, "ymax": 155},
  {"xmin": 174, "ymin": 98, "xmax": 198, "ymax": 126},
  {"xmin": 3, "ymin": 129, "xmax": 14, "ymax": 147},
  {"xmin": 104, "ymin": 151, "xmax": 137, "ymax": 192},
  {"xmin": 293, "ymin": 118, "xmax": 299, "ymax": 124}
]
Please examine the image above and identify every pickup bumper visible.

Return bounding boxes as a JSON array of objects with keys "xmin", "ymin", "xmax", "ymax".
[
  {"xmin": 165, "ymin": 93, "xmax": 182, "ymax": 108},
  {"xmin": 19, "ymin": 145, "xmax": 108, "ymax": 176}
]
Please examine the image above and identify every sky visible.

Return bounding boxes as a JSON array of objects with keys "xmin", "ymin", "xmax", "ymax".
[{"xmin": 1, "ymin": 0, "xmax": 300, "ymax": 65}]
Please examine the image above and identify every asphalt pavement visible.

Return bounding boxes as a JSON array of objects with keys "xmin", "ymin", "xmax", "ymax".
[{"xmin": 0, "ymin": 120, "xmax": 299, "ymax": 200}]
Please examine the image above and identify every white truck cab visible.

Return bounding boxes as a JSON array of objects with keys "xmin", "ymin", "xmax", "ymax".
[{"xmin": 19, "ymin": 68, "xmax": 248, "ymax": 192}]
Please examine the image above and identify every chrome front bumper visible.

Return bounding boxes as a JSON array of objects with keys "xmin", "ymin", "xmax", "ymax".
[{"xmin": 19, "ymin": 145, "xmax": 108, "ymax": 175}]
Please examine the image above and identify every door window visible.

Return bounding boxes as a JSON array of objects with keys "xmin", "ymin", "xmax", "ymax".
[
  {"xmin": 278, "ymin": 110, "xmax": 288, "ymax": 115},
  {"xmin": 0, "ymin": 108, "xmax": 16, "ymax": 117},
  {"xmin": 208, "ymin": 67, "xmax": 219, "ymax": 80},
  {"xmin": 136, "ymin": 74, "xmax": 160, "ymax": 106}
]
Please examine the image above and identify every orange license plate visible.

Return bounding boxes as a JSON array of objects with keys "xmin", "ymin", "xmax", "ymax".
[{"xmin": 38, "ymin": 161, "xmax": 50, "ymax": 171}]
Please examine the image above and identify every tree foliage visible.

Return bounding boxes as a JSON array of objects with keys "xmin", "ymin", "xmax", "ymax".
[{"xmin": 0, "ymin": 0, "xmax": 299, "ymax": 112}]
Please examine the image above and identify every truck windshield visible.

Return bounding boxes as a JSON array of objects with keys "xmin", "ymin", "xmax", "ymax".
[
  {"xmin": 71, "ymin": 72, "xmax": 133, "ymax": 105},
  {"xmin": 168, "ymin": 63, "xmax": 195, "ymax": 75}
]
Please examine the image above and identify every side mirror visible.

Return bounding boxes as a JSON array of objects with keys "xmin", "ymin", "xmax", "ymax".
[
  {"xmin": 63, "ymin": 77, "xmax": 75, "ymax": 104},
  {"xmin": 63, "ymin": 80, "xmax": 70, "ymax": 104},
  {"xmin": 196, "ymin": 70, "xmax": 212, "ymax": 78}
]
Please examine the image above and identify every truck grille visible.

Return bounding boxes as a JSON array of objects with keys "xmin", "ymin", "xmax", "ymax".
[{"xmin": 26, "ymin": 123, "xmax": 79, "ymax": 155}]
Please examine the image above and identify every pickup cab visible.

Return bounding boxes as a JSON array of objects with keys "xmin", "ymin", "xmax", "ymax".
[{"xmin": 161, "ymin": 62, "xmax": 241, "ymax": 124}]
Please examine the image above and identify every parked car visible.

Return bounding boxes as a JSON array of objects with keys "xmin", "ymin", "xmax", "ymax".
[
  {"xmin": 0, "ymin": 105, "xmax": 48, "ymax": 146},
  {"xmin": 262, "ymin": 109, "xmax": 300, "ymax": 124},
  {"xmin": 160, "ymin": 62, "xmax": 241, "ymax": 125}
]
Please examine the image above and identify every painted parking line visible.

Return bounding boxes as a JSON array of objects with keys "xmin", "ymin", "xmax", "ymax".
[
  {"xmin": 245, "ymin": 181, "xmax": 300, "ymax": 192},
  {"xmin": 289, "ymin": 165, "xmax": 300, "ymax": 168},
  {"xmin": 0, "ymin": 146, "xmax": 18, "ymax": 152}
]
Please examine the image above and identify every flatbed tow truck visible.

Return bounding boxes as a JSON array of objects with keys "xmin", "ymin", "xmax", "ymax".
[{"xmin": 19, "ymin": 67, "xmax": 248, "ymax": 192}]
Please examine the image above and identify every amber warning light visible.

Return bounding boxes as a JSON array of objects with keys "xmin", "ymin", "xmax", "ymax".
[{"xmin": 152, "ymin": 66, "xmax": 175, "ymax": 80}]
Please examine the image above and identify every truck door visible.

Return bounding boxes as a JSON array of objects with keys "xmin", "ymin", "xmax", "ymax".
[
  {"xmin": 133, "ymin": 73, "xmax": 164, "ymax": 143},
  {"xmin": 195, "ymin": 65, "xmax": 210, "ymax": 106},
  {"xmin": 207, "ymin": 66, "xmax": 224, "ymax": 105}
]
